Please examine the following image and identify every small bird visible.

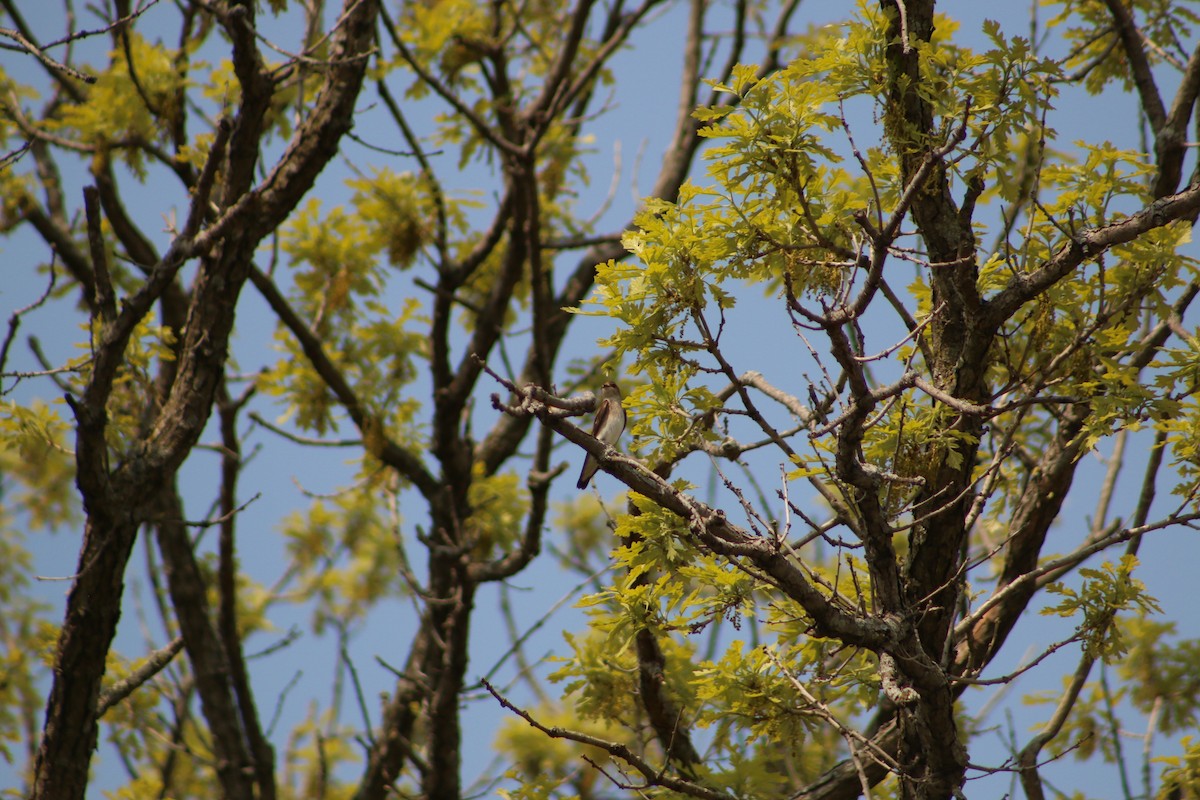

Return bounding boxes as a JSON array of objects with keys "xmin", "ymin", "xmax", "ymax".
[{"xmin": 576, "ymin": 381, "xmax": 625, "ymax": 490}]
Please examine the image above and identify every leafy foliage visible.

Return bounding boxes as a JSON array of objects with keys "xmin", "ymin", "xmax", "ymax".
[{"xmin": 3, "ymin": 1, "xmax": 1200, "ymax": 800}]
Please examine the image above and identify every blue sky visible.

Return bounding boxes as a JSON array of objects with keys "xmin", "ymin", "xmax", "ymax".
[{"xmin": 2, "ymin": 1, "xmax": 1198, "ymax": 797}]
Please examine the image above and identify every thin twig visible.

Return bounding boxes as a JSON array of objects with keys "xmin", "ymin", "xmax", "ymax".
[{"xmin": 481, "ymin": 678, "xmax": 726, "ymax": 800}]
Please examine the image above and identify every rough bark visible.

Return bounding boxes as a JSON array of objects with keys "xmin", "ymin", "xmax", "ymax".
[{"xmin": 28, "ymin": 1, "xmax": 379, "ymax": 797}]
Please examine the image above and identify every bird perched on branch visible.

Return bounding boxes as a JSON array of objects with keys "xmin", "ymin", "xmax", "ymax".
[{"xmin": 577, "ymin": 381, "xmax": 625, "ymax": 490}]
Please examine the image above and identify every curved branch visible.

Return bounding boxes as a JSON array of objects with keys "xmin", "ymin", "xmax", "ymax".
[
  {"xmin": 984, "ymin": 181, "xmax": 1200, "ymax": 329},
  {"xmin": 1155, "ymin": 39, "xmax": 1200, "ymax": 197},
  {"xmin": 490, "ymin": 380, "xmax": 894, "ymax": 650},
  {"xmin": 483, "ymin": 679, "xmax": 722, "ymax": 800}
]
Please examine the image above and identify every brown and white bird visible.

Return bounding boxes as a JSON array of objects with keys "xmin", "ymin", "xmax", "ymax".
[{"xmin": 576, "ymin": 381, "xmax": 625, "ymax": 490}]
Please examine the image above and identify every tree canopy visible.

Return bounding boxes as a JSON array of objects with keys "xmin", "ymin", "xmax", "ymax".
[{"xmin": 2, "ymin": 1, "xmax": 1200, "ymax": 800}]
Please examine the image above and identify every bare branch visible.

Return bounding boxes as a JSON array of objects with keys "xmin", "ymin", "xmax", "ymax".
[
  {"xmin": 0, "ymin": 25, "xmax": 97, "ymax": 84},
  {"xmin": 1102, "ymin": 0, "xmax": 1166, "ymax": 133},
  {"xmin": 986, "ymin": 181, "xmax": 1200, "ymax": 327},
  {"xmin": 482, "ymin": 679, "xmax": 725, "ymax": 800},
  {"xmin": 97, "ymin": 637, "xmax": 185, "ymax": 716}
]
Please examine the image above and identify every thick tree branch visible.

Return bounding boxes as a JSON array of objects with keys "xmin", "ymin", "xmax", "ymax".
[
  {"xmin": 1154, "ymin": 39, "xmax": 1200, "ymax": 196},
  {"xmin": 216, "ymin": 383, "xmax": 276, "ymax": 800},
  {"xmin": 490, "ymin": 379, "xmax": 896, "ymax": 650},
  {"xmin": 154, "ymin": 485, "xmax": 257, "ymax": 800},
  {"xmin": 1102, "ymin": 0, "xmax": 1167, "ymax": 134},
  {"xmin": 985, "ymin": 182, "xmax": 1200, "ymax": 327}
]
